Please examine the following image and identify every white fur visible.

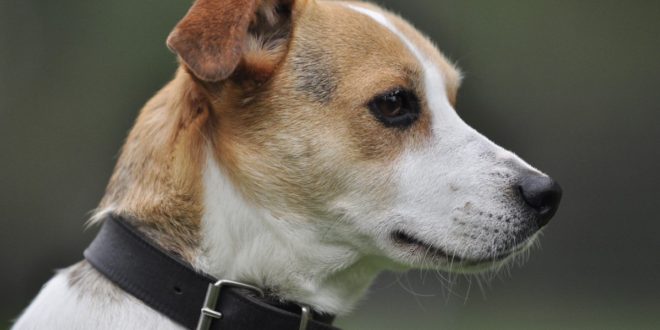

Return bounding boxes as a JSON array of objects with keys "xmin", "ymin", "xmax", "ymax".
[
  {"xmin": 12, "ymin": 268, "xmax": 182, "ymax": 330},
  {"xmin": 196, "ymin": 154, "xmax": 386, "ymax": 315}
]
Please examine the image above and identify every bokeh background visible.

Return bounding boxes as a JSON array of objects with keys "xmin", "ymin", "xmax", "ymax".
[{"xmin": 2, "ymin": 0, "xmax": 659, "ymax": 329}]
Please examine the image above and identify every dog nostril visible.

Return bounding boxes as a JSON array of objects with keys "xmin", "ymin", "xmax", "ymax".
[{"xmin": 517, "ymin": 175, "xmax": 563, "ymax": 228}]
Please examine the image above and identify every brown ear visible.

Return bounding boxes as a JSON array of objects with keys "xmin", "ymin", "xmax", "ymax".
[{"xmin": 167, "ymin": 0, "xmax": 260, "ymax": 82}]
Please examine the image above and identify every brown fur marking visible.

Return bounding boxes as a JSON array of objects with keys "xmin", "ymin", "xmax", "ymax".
[{"xmin": 167, "ymin": 0, "xmax": 261, "ymax": 81}]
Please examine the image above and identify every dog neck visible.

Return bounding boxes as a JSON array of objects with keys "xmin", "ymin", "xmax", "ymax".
[
  {"xmin": 195, "ymin": 154, "xmax": 384, "ymax": 315},
  {"xmin": 95, "ymin": 71, "xmax": 384, "ymax": 316}
]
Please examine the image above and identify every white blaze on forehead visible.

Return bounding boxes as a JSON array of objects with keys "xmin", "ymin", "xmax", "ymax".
[{"xmin": 344, "ymin": 4, "xmax": 454, "ymax": 121}]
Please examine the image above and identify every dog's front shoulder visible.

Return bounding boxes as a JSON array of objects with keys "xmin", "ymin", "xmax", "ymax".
[{"xmin": 12, "ymin": 261, "xmax": 182, "ymax": 330}]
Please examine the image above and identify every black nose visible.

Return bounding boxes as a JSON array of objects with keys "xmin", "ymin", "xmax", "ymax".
[{"xmin": 517, "ymin": 175, "xmax": 562, "ymax": 228}]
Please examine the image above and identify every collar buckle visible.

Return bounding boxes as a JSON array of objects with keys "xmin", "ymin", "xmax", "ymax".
[
  {"xmin": 195, "ymin": 279, "xmax": 314, "ymax": 330},
  {"xmin": 196, "ymin": 279, "xmax": 265, "ymax": 330}
]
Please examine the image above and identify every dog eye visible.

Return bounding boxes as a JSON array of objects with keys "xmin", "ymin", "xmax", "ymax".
[{"xmin": 368, "ymin": 89, "xmax": 420, "ymax": 128}]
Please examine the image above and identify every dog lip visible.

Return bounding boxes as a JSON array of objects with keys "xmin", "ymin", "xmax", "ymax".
[
  {"xmin": 391, "ymin": 230, "xmax": 465, "ymax": 262},
  {"xmin": 390, "ymin": 230, "xmax": 518, "ymax": 265}
]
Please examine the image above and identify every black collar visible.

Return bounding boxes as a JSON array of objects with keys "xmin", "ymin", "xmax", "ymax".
[{"xmin": 84, "ymin": 214, "xmax": 339, "ymax": 330}]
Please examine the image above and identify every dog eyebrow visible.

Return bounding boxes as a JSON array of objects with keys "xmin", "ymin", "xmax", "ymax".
[{"xmin": 290, "ymin": 44, "xmax": 337, "ymax": 104}]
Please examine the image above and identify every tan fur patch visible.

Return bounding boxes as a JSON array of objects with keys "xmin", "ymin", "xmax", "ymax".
[{"xmin": 98, "ymin": 69, "xmax": 207, "ymax": 261}]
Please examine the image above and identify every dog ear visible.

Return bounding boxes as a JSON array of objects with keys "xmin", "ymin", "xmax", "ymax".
[{"xmin": 167, "ymin": 0, "xmax": 296, "ymax": 82}]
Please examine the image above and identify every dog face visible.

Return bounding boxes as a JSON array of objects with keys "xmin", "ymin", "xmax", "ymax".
[{"xmin": 166, "ymin": 0, "xmax": 561, "ymax": 273}]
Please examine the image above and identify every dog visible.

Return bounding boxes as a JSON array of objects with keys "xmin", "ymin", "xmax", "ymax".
[{"xmin": 13, "ymin": 0, "xmax": 562, "ymax": 329}]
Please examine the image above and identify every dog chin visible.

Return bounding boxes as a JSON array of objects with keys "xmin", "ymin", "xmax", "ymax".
[{"xmin": 386, "ymin": 230, "xmax": 538, "ymax": 273}]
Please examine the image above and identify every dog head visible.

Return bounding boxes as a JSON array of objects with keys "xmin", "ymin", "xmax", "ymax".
[{"xmin": 161, "ymin": 0, "xmax": 563, "ymax": 271}]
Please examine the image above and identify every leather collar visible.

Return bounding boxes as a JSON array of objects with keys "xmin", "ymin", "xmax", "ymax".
[{"xmin": 84, "ymin": 214, "xmax": 339, "ymax": 330}]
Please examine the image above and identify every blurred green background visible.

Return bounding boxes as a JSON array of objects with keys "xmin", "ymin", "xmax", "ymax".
[{"xmin": 1, "ymin": 0, "xmax": 659, "ymax": 329}]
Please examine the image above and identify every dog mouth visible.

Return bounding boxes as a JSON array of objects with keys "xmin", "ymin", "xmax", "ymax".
[
  {"xmin": 390, "ymin": 230, "xmax": 518, "ymax": 266},
  {"xmin": 391, "ymin": 230, "xmax": 464, "ymax": 262}
]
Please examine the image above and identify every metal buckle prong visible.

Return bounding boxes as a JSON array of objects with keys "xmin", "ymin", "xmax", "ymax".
[
  {"xmin": 298, "ymin": 305, "xmax": 312, "ymax": 330},
  {"xmin": 196, "ymin": 279, "xmax": 265, "ymax": 330}
]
